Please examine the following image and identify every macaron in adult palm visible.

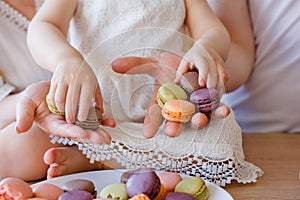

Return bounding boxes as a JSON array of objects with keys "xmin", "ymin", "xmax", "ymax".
[
  {"xmin": 190, "ymin": 88, "xmax": 220, "ymax": 113},
  {"xmin": 162, "ymin": 99, "xmax": 195, "ymax": 123},
  {"xmin": 157, "ymin": 83, "xmax": 188, "ymax": 109}
]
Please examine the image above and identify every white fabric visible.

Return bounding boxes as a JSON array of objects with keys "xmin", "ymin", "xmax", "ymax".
[
  {"xmin": 225, "ymin": 0, "xmax": 300, "ymax": 133},
  {"xmin": 53, "ymin": 0, "xmax": 263, "ymax": 186},
  {"xmin": 0, "ymin": 0, "xmax": 51, "ymax": 93}
]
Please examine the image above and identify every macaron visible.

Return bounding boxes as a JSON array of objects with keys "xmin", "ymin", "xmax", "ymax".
[
  {"xmin": 165, "ymin": 192, "xmax": 197, "ymax": 200},
  {"xmin": 46, "ymin": 96, "xmax": 65, "ymax": 116},
  {"xmin": 158, "ymin": 172, "xmax": 183, "ymax": 192},
  {"xmin": 179, "ymin": 71, "xmax": 202, "ymax": 94},
  {"xmin": 74, "ymin": 106, "xmax": 102, "ymax": 130},
  {"xmin": 162, "ymin": 99, "xmax": 195, "ymax": 123},
  {"xmin": 129, "ymin": 194, "xmax": 151, "ymax": 200},
  {"xmin": 33, "ymin": 182, "xmax": 64, "ymax": 200},
  {"xmin": 58, "ymin": 190, "xmax": 93, "ymax": 200},
  {"xmin": 154, "ymin": 184, "xmax": 167, "ymax": 200},
  {"xmin": 120, "ymin": 169, "xmax": 135, "ymax": 184},
  {"xmin": 62, "ymin": 179, "xmax": 97, "ymax": 198},
  {"xmin": 99, "ymin": 183, "xmax": 128, "ymax": 200},
  {"xmin": 0, "ymin": 177, "xmax": 33, "ymax": 199},
  {"xmin": 190, "ymin": 88, "xmax": 220, "ymax": 113},
  {"xmin": 125, "ymin": 168, "xmax": 161, "ymax": 199},
  {"xmin": 175, "ymin": 176, "xmax": 209, "ymax": 200},
  {"xmin": 46, "ymin": 95, "xmax": 102, "ymax": 130},
  {"xmin": 157, "ymin": 83, "xmax": 188, "ymax": 108}
]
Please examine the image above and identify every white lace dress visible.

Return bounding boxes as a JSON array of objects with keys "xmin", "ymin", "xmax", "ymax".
[
  {"xmin": 51, "ymin": 0, "xmax": 263, "ymax": 186},
  {"xmin": 0, "ymin": 0, "xmax": 51, "ymax": 93}
]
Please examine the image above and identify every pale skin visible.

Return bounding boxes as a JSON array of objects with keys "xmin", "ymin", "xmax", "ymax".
[
  {"xmin": 0, "ymin": 0, "xmax": 58, "ymax": 181},
  {"xmin": 27, "ymin": 0, "xmax": 230, "ymax": 138},
  {"xmin": 0, "ymin": 0, "xmax": 115, "ymax": 181},
  {"xmin": 12, "ymin": 0, "xmax": 254, "ymax": 181}
]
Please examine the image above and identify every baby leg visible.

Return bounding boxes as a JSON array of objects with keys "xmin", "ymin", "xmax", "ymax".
[
  {"xmin": 0, "ymin": 122, "xmax": 63, "ymax": 181},
  {"xmin": 44, "ymin": 146, "xmax": 123, "ymax": 179}
]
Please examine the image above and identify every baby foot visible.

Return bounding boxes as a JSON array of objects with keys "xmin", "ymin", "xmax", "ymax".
[{"xmin": 43, "ymin": 146, "xmax": 104, "ymax": 179}]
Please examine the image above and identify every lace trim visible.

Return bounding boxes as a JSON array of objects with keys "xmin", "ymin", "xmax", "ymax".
[
  {"xmin": 50, "ymin": 134, "xmax": 263, "ymax": 186},
  {"xmin": 49, "ymin": 111, "xmax": 263, "ymax": 187},
  {"xmin": 0, "ymin": 0, "xmax": 30, "ymax": 32}
]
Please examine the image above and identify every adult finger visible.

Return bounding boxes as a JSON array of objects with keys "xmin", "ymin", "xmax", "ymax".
[
  {"xmin": 94, "ymin": 85, "xmax": 104, "ymax": 113},
  {"xmin": 164, "ymin": 121, "xmax": 182, "ymax": 137},
  {"xmin": 72, "ymin": 128, "xmax": 112, "ymax": 145},
  {"xmin": 15, "ymin": 81, "xmax": 50, "ymax": 133},
  {"xmin": 142, "ymin": 83, "xmax": 163, "ymax": 138},
  {"xmin": 112, "ymin": 56, "xmax": 155, "ymax": 75},
  {"xmin": 210, "ymin": 104, "xmax": 231, "ymax": 120},
  {"xmin": 15, "ymin": 95, "xmax": 35, "ymax": 133},
  {"xmin": 101, "ymin": 115, "xmax": 116, "ymax": 128}
]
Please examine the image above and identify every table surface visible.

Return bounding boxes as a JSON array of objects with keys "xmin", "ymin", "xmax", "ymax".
[{"xmin": 224, "ymin": 133, "xmax": 300, "ymax": 200}]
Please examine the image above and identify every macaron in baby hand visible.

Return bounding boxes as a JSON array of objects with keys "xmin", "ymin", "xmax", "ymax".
[
  {"xmin": 179, "ymin": 71, "xmax": 202, "ymax": 94},
  {"xmin": 162, "ymin": 99, "xmax": 195, "ymax": 123},
  {"xmin": 46, "ymin": 95, "xmax": 102, "ymax": 130},
  {"xmin": 74, "ymin": 106, "xmax": 102, "ymax": 130}
]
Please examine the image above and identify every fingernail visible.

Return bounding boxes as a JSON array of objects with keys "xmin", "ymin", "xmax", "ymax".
[{"xmin": 15, "ymin": 126, "xmax": 21, "ymax": 134}]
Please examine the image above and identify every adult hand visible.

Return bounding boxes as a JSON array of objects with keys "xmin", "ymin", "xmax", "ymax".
[
  {"xmin": 15, "ymin": 81, "xmax": 115, "ymax": 145},
  {"xmin": 112, "ymin": 52, "xmax": 230, "ymax": 138}
]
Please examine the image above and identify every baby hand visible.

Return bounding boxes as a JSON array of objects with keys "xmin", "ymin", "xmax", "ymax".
[
  {"xmin": 47, "ymin": 59, "xmax": 103, "ymax": 124},
  {"xmin": 15, "ymin": 81, "xmax": 115, "ymax": 144},
  {"xmin": 175, "ymin": 41, "xmax": 228, "ymax": 93}
]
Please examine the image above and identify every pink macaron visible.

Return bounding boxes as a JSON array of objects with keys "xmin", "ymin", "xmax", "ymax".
[
  {"xmin": 157, "ymin": 172, "xmax": 183, "ymax": 192},
  {"xmin": 0, "ymin": 177, "xmax": 33, "ymax": 199},
  {"xmin": 33, "ymin": 182, "xmax": 64, "ymax": 200}
]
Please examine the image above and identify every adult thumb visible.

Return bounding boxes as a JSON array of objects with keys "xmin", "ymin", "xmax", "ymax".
[{"xmin": 15, "ymin": 94, "xmax": 35, "ymax": 134}]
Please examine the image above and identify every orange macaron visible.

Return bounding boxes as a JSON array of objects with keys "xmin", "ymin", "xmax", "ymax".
[{"xmin": 162, "ymin": 99, "xmax": 195, "ymax": 123}]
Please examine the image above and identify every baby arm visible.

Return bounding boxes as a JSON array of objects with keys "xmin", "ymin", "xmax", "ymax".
[
  {"xmin": 27, "ymin": 0, "xmax": 102, "ymax": 124},
  {"xmin": 176, "ymin": 0, "xmax": 230, "ymax": 91},
  {"xmin": 208, "ymin": 0, "xmax": 255, "ymax": 92}
]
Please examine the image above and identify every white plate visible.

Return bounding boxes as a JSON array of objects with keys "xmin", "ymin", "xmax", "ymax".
[{"xmin": 32, "ymin": 170, "xmax": 234, "ymax": 200}]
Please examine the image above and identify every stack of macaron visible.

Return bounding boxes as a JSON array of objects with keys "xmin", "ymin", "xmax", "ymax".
[
  {"xmin": 46, "ymin": 96, "xmax": 102, "ymax": 130},
  {"xmin": 157, "ymin": 83, "xmax": 195, "ymax": 123},
  {"xmin": 157, "ymin": 71, "xmax": 221, "ymax": 125},
  {"xmin": 98, "ymin": 168, "xmax": 209, "ymax": 200}
]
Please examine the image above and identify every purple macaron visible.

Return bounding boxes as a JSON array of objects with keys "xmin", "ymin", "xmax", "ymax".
[
  {"xmin": 190, "ymin": 88, "xmax": 220, "ymax": 113},
  {"xmin": 165, "ymin": 192, "xmax": 196, "ymax": 200},
  {"xmin": 125, "ymin": 168, "xmax": 161, "ymax": 199},
  {"xmin": 58, "ymin": 190, "xmax": 93, "ymax": 200}
]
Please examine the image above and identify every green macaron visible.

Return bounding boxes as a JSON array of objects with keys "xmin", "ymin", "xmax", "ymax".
[
  {"xmin": 175, "ymin": 176, "xmax": 209, "ymax": 200},
  {"xmin": 99, "ymin": 183, "xmax": 128, "ymax": 200},
  {"xmin": 157, "ymin": 83, "xmax": 188, "ymax": 109},
  {"xmin": 46, "ymin": 96, "xmax": 66, "ymax": 116}
]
